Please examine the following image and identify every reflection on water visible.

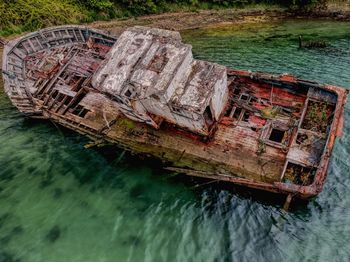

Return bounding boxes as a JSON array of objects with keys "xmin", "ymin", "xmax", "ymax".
[{"xmin": 1, "ymin": 19, "xmax": 350, "ymax": 261}]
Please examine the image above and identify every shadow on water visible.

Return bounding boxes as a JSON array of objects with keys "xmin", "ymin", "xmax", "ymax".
[{"xmin": 90, "ymin": 143, "xmax": 311, "ymax": 213}]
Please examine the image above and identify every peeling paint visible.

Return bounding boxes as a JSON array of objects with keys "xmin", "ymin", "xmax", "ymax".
[{"xmin": 2, "ymin": 25, "xmax": 348, "ymax": 200}]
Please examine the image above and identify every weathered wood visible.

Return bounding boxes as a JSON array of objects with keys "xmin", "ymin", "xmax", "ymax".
[
  {"xmin": 283, "ymin": 193, "xmax": 293, "ymax": 211},
  {"xmin": 1, "ymin": 25, "xmax": 348, "ymax": 200}
]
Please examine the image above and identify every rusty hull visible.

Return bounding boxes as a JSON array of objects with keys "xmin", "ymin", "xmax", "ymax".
[{"xmin": 1, "ymin": 26, "xmax": 348, "ymax": 200}]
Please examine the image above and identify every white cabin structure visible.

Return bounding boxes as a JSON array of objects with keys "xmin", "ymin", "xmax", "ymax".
[{"xmin": 92, "ymin": 26, "xmax": 228, "ymax": 135}]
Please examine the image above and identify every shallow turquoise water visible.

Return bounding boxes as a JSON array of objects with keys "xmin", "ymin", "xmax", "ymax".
[{"xmin": 1, "ymin": 19, "xmax": 350, "ymax": 261}]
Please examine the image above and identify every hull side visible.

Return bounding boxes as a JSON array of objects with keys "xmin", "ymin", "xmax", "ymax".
[{"xmin": 2, "ymin": 26, "xmax": 348, "ymax": 200}]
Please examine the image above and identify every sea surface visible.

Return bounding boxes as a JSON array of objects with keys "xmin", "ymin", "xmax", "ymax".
[{"xmin": 1, "ymin": 19, "xmax": 350, "ymax": 262}]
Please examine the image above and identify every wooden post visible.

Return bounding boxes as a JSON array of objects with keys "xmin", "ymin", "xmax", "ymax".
[{"xmin": 283, "ymin": 193, "xmax": 293, "ymax": 211}]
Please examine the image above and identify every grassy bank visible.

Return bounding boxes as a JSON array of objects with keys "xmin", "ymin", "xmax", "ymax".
[{"xmin": 0, "ymin": 0, "xmax": 348, "ymax": 37}]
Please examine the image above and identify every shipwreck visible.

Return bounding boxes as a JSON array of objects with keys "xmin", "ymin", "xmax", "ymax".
[{"xmin": 1, "ymin": 26, "xmax": 348, "ymax": 204}]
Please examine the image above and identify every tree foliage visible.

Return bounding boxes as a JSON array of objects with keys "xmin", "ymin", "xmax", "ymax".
[
  {"xmin": 0, "ymin": 0, "xmax": 329, "ymax": 36},
  {"xmin": 0, "ymin": 0, "xmax": 87, "ymax": 33}
]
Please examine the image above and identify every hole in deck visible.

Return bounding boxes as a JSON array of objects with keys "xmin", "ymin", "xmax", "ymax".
[{"xmin": 283, "ymin": 163, "xmax": 316, "ymax": 186}]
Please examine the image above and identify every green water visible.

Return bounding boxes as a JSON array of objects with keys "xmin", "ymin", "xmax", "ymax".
[{"xmin": 1, "ymin": 19, "xmax": 350, "ymax": 262}]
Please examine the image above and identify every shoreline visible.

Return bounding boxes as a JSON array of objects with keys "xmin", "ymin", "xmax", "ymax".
[
  {"xmin": 89, "ymin": 7, "xmax": 350, "ymax": 36},
  {"xmin": 90, "ymin": 9, "xmax": 287, "ymax": 35},
  {"xmin": 2, "ymin": 5, "xmax": 350, "ymax": 39},
  {"xmin": 0, "ymin": 8, "xmax": 284, "ymax": 70}
]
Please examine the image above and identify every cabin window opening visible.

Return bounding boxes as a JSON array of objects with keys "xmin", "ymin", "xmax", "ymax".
[
  {"xmin": 72, "ymin": 105, "xmax": 90, "ymax": 118},
  {"xmin": 172, "ymin": 106, "xmax": 181, "ymax": 114},
  {"xmin": 242, "ymin": 111, "xmax": 251, "ymax": 122},
  {"xmin": 269, "ymin": 128, "xmax": 285, "ymax": 143},
  {"xmin": 63, "ymin": 96, "xmax": 72, "ymax": 106},
  {"xmin": 233, "ymin": 88, "xmax": 241, "ymax": 96},
  {"xmin": 240, "ymin": 94, "xmax": 249, "ymax": 101},
  {"xmin": 72, "ymin": 105, "xmax": 84, "ymax": 116},
  {"xmin": 70, "ymin": 75, "xmax": 81, "ymax": 86},
  {"xmin": 57, "ymin": 94, "xmax": 64, "ymax": 103},
  {"xmin": 51, "ymin": 90, "xmax": 58, "ymax": 99},
  {"xmin": 232, "ymin": 107, "xmax": 242, "ymax": 120},
  {"xmin": 204, "ymin": 106, "xmax": 214, "ymax": 125},
  {"xmin": 249, "ymin": 96, "xmax": 258, "ymax": 105},
  {"xmin": 125, "ymin": 89, "xmax": 132, "ymax": 98},
  {"xmin": 79, "ymin": 108, "xmax": 90, "ymax": 118},
  {"xmin": 225, "ymin": 100, "xmax": 235, "ymax": 117}
]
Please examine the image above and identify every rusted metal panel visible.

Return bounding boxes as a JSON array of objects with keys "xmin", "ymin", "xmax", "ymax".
[{"xmin": 2, "ymin": 25, "xmax": 348, "ymax": 201}]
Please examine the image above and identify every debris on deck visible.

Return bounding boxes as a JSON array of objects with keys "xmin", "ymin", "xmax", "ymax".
[{"xmin": 2, "ymin": 25, "xmax": 348, "ymax": 201}]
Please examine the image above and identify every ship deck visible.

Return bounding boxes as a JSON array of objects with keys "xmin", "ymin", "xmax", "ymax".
[{"xmin": 1, "ymin": 26, "xmax": 348, "ymax": 199}]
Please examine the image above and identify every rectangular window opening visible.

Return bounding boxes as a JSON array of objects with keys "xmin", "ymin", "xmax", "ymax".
[
  {"xmin": 79, "ymin": 108, "xmax": 90, "ymax": 118},
  {"xmin": 233, "ymin": 88, "xmax": 241, "ymax": 96},
  {"xmin": 57, "ymin": 94, "xmax": 64, "ymax": 103},
  {"xmin": 51, "ymin": 90, "xmax": 58, "ymax": 100},
  {"xmin": 269, "ymin": 129, "xmax": 285, "ymax": 143},
  {"xmin": 232, "ymin": 107, "xmax": 242, "ymax": 120},
  {"xmin": 63, "ymin": 96, "xmax": 72, "ymax": 106},
  {"xmin": 72, "ymin": 105, "xmax": 84, "ymax": 116},
  {"xmin": 172, "ymin": 107, "xmax": 181, "ymax": 113},
  {"xmin": 249, "ymin": 96, "xmax": 258, "ymax": 105},
  {"xmin": 242, "ymin": 111, "xmax": 250, "ymax": 122},
  {"xmin": 204, "ymin": 106, "xmax": 214, "ymax": 126},
  {"xmin": 125, "ymin": 89, "xmax": 132, "ymax": 98},
  {"xmin": 240, "ymin": 94, "xmax": 249, "ymax": 101}
]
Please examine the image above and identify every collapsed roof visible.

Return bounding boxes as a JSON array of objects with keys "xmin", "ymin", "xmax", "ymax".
[{"xmin": 91, "ymin": 26, "xmax": 227, "ymax": 118}]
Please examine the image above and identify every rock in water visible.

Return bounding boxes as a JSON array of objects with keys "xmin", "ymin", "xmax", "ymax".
[{"xmin": 46, "ymin": 226, "xmax": 61, "ymax": 243}]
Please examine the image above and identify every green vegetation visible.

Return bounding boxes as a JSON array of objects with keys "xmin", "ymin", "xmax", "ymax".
[
  {"xmin": 0, "ymin": 0, "xmax": 336, "ymax": 36},
  {"xmin": 0, "ymin": 0, "xmax": 87, "ymax": 36}
]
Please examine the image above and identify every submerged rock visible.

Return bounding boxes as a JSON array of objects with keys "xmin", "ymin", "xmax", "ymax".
[
  {"xmin": 122, "ymin": 235, "xmax": 142, "ymax": 247},
  {"xmin": 52, "ymin": 188, "xmax": 63, "ymax": 199},
  {"xmin": 45, "ymin": 225, "xmax": 61, "ymax": 243},
  {"xmin": 11, "ymin": 226, "xmax": 24, "ymax": 235},
  {"xmin": 298, "ymin": 35, "xmax": 329, "ymax": 49},
  {"xmin": 129, "ymin": 184, "xmax": 145, "ymax": 198},
  {"xmin": 39, "ymin": 178, "xmax": 53, "ymax": 189}
]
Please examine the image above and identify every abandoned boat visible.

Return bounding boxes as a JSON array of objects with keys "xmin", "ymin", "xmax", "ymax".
[{"xmin": 1, "ymin": 26, "xmax": 348, "ymax": 201}]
